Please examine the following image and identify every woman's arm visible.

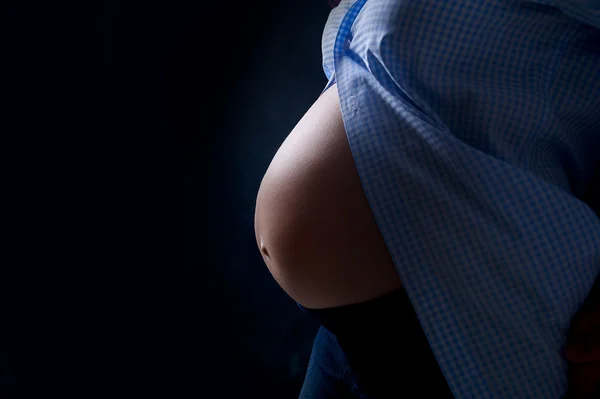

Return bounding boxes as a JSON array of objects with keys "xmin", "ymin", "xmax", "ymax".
[
  {"xmin": 563, "ymin": 163, "xmax": 600, "ymax": 398},
  {"xmin": 564, "ymin": 275, "xmax": 600, "ymax": 398}
]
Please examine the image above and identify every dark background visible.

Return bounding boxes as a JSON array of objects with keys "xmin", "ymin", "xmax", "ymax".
[{"xmin": 1, "ymin": 0, "xmax": 334, "ymax": 397}]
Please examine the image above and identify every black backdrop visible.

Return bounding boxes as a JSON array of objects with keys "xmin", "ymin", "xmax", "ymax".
[{"xmin": 1, "ymin": 1, "xmax": 333, "ymax": 397}]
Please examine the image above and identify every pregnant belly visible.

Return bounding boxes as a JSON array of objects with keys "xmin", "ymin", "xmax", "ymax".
[{"xmin": 254, "ymin": 84, "xmax": 402, "ymax": 310}]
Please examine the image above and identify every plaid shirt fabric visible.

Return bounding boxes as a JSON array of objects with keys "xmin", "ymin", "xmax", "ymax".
[{"xmin": 319, "ymin": 1, "xmax": 600, "ymax": 397}]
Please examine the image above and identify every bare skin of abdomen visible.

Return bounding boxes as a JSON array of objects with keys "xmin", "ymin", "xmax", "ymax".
[{"xmin": 254, "ymin": 83, "xmax": 402, "ymax": 310}]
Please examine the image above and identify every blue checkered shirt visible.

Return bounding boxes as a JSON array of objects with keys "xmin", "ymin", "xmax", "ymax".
[{"xmin": 320, "ymin": 1, "xmax": 600, "ymax": 397}]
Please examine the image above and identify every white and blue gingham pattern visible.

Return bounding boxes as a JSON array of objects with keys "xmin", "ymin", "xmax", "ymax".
[{"xmin": 321, "ymin": 1, "xmax": 600, "ymax": 398}]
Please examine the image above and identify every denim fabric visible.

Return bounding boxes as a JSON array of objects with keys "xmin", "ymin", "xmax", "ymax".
[{"xmin": 297, "ymin": 289, "xmax": 455, "ymax": 398}]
